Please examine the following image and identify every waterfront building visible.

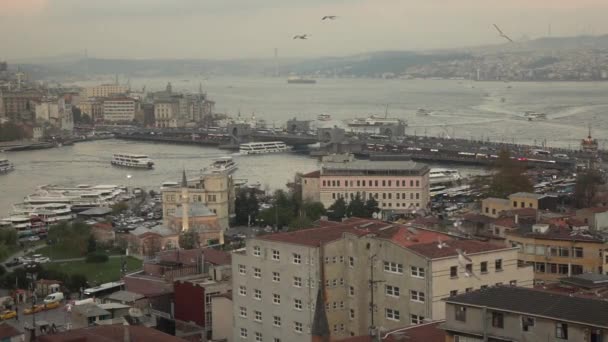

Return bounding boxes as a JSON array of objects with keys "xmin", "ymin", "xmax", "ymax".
[
  {"xmin": 505, "ymin": 223, "xmax": 607, "ymax": 283},
  {"xmin": 82, "ymin": 84, "xmax": 129, "ymax": 99},
  {"xmin": 102, "ymin": 96, "xmax": 137, "ymax": 122},
  {"xmin": 79, "ymin": 98, "xmax": 104, "ymax": 123},
  {"xmin": 34, "ymin": 97, "xmax": 74, "ymax": 132},
  {"xmin": 154, "ymin": 99, "xmax": 181, "ymax": 128},
  {"xmin": 161, "ymin": 171, "xmax": 235, "ymax": 230},
  {"xmin": 231, "ymin": 217, "xmax": 533, "ymax": 341},
  {"xmin": 442, "ymin": 286, "xmax": 608, "ymax": 342},
  {"xmin": 302, "ymin": 158, "xmax": 430, "ymax": 212},
  {"xmin": 0, "ymin": 89, "xmax": 43, "ymax": 121}
]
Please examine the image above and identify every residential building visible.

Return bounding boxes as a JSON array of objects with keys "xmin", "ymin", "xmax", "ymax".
[
  {"xmin": 482, "ymin": 192, "xmax": 558, "ymax": 218},
  {"xmin": 162, "ymin": 171, "xmax": 234, "ymax": 230},
  {"xmin": 442, "ymin": 286, "xmax": 608, "ymax": 342},
  {"xmin": 102, "ymin": 96, "xmax": 137, "ymax": 122},
  {"xmin": 38, "ymin": 325, "xmax": 188, "ymax": 342},
  {"xmin": 231, "ymin": 218, "xmax": 533, "ymax": 341},
  {"xmin": 506, "ymin": 223, "xmax": 607, "ymax": 283},
  {"xmin": 301, "ymin": 159, "xmax": 430, "ymax": 212},
  {"xmin": 576, "ymin": 207, "xmax": 608, "ymax": 231},
  {"xmin": 34, "ymin": 97, "xmax": 73, "ymax": 131},
  {"xmin": 0, "ymin": 89, "xmax": 43, "ymax": 121},
  {"xmin": 70, "ymin": 303, "xmax": 111, "ymax": 329},
  {"xmin": 481, "ymin": 198, "xmax": 511, "ymax": 218},
  {"xmin": 82, "ymin": 84, "xmax": 129, "ymax": 99},
  {"xmin": 79, "ymin": 98, "xmax": 104, "ymax": 123},
  {"xmin": 154, "ymin": 99, "xmax": 181, "ymax": 128},
  {"xmin": 539, "ymin": 273, "xmax": 608, "ymax": 299}
]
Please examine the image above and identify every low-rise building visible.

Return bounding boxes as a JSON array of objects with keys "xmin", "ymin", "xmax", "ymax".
[
  {"xmin": 38, "ymin": 325, "xmax": 188, "ymax": 342},
  {"xmin": 79, "ymin": 98, "xmax": 104, "ymax": 123},
  {"xmin": 482, "ymin": 192, "xmax": 558, "ymax": 218},
  {"xmin": 576, "ymin": 207, "xmax": 608, "ymax": 231},
  {"xmin": 102, "ymin": 96, "xmax": 137, "ymax": 123},
  {"xmin": 166, "ymin": 203, "xmax": 224, "ymax": 245},
  {"xmin": 70, "ymin": 303, "xmax": 111, "ymax": 329},
  {"xmin": 442, "ymin": 286, "xmax": 608, "ymax": 342}
]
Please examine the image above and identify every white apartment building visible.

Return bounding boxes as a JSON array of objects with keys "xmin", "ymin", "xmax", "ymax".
[
  {"xmin": 231, "ymin": 218, "xmax": 533, "ymax": 341},
  {"xmin": 102, "ymin": 97, "xmax": 136, "ymax": 122},
  {"xmin": 82, "ymin": 84, "xmax": 129, "ymax": 99},
  {"xmin": 302, "ymin": 160, "xmax": 430, "ymax": 212}
]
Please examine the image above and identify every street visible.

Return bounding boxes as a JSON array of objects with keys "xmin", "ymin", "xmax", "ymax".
[{"xmin": 2, "ymin": 301, "xmax": 70, "ymax": 341}]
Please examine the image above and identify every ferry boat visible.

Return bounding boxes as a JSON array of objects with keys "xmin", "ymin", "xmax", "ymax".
[
  {"xmin": 111, "ymin": 153, "xmax": 154, "ymax": 169},
  {"xmin": 208, "ymin": 156, "xmax": 238, "ymax": 174},
  {"xmin": 416, "ymin": 108, "xmax": 431, "ymax": 116},
  {"xmin": 317, "ymin": 114, "xmax": 332, "ymax": 121},
  {"xmin": 0, "ymin": 216, "xmax": 47, "ymax": 237},
  {"xmin": 24, "ymin": 184, "xmax": 126, "ymax": 211},
  {"xmin": 12, "ymin": 203, "xmax": 74, "ymax": 223},
  {"xmin": 287, "ymin": 76, "xmax": 316, "ymax": 84},
  {"xmin": 239, "ymin": 141, "xmax": 291, "ymax": 155},
  {"xmin": 348, "ymin": 115, "xmax": 403, "ymax": 127},
  {"xmin": 0, "ymin": 158, "xmax": 14, "ymax": 174},
  {"xmin": 160, "ymin": 181, "xmax": 179, "ymax": 191},
  {"xmin": 429, "ymin": 168, "xmax": 462, "ymax": 185},
  {"xmin": 523, "ymin": 111, "xmax": 547, "ymax": 121}
]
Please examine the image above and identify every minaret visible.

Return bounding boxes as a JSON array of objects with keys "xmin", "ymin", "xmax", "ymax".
[{"xmin": 180, "ymin": 169, "xmax": 190, "ymax": 232}]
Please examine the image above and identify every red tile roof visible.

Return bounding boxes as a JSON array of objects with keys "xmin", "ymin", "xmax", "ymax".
[
  {"xmin": 406, "ymin": 239, "xmax": 511, "ymax": 259},
  {"xmin": 38, "ymin": 325, "xmax": 187, "ymax": 342},
  {"xmin": 492, "ymin": 217, "xmax": 516, "ymax": 228},
  {"xmin": 202, "ymin": 248, "xmax": 231, "ymax": 265},
  {"xmin": 302, "ymin": 170, "xmax": 321, "ymax": 178},
  {"xmin": 338, "ymin": 321, "xmax": 445, "ymax": 342},
  {"xmin": 0, "ymin": 323, "xmax": 21, "ymax": 340}
]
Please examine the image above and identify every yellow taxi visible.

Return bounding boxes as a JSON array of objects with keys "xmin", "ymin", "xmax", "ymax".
[
  {"xmin": 44, "ymin": 301, "xmax": 60, "ymax": 310},
  {"xmin": 24, "ymin": 305, "xmax": 44, "ymax": 315},
  {"xmin": 0, "ymin": 310, "xmax": 16, "ymax": 320}
]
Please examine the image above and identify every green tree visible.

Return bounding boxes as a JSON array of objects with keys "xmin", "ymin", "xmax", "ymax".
[
  {"xmin": 288, "ymin": 216, "xmax": 313, "ymax": 231},
  {"xmin": 66, "ymin": 274, "xmax": 88, "ymax": 293},
  {"xmin": 87, "ymin": 235, "xmax": 97, "ymax": 254},
  {"xmin": 364, "ymin": 197, "xmax": 380, "ymax": 218},
  {"xmin": 234, "ymin": 189, "xmax": 260, "ymax": 226},
  {"xmin": 179, "ymin": 230, "xmax": 200, "ymax": 249},
  {"xmin": 574, "ymin": 169, "xmax": 604, "ymax": 208},
  {"xmin": 302, "ymin": 201, "xmax": 326, "ymax": 221},
  {"xmin": 346, "ymin": 194, "xmax": 366, "ymax": 217},
  {"xmin": 487, "ymin": 149, "xmax": 533, "ymax": 198},
  {"xmin": 258, "ymin": 189, "xmax": 298, "ymax": 229},
  {"xmin": 328, "ymin": 198, "xmax": 347, "ymax": 221}
]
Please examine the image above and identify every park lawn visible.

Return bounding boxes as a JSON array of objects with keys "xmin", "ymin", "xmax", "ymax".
[
  {"xmin": 29, "ymin": 245, "xmax": 124, "ymax": 260},
  {"xmin": 44, "ymin": 256, "xmax": 142, "ymax": 285}
]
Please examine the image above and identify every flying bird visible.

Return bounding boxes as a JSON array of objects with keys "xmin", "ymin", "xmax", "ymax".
[
  {"xmin": 322, "ymin": 16, "xmax": 337, "ymax": 21},
  {"xmin": 293, "ymin": 34, "xmax": 309, "ymax": 40},
  {"xmin": 493, "ymin": 24, "xmax": 513, "ymax": 43}
]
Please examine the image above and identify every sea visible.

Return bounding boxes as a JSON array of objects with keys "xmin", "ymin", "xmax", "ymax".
[{"xmin": 2, "ymin": 77, "xmax": 608, "ymax": 216}]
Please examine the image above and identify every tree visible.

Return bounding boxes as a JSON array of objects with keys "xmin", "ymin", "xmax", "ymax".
[
  {"xmin": 288, "ymin": 216, "xmax": 313, "ymax": 231},
  {"xmin": 363, "ymin": 197, "xmax": 380, "ymax": 218},
  {"xmin": 328, "ymin": 198, "xmax": 347, "ymax": 221},
  {"xmin": 87, "ymin": 235, "xmax": 97, "ymax": 254},
  {"xmin": 179, "ymin": 230, "xmax": 200, "ymax": 249},
  {"xmin": 258, "ymin": 189, "xmax": 298, "ymax": 229},
  {"xmin": 66, "ymin": 274, "xmax": 88, "ymax": 294},
  {"xmin": 234, "ymin": 189, "xmax": 260, "ymax": 226},
  {"xmin": 346, "ymin": 194, "xmax": 366, "ymax": 217},
  {"xmin": 302, "ymin": 201, "xmax": 326, "ymax": 221},
  {"xmin": 487, "ymin": 149, "xmax": 533, "ymax": 198},
  {"xmin": 574, "ymin": 169, "xmax": 604, "ymax": 208}
]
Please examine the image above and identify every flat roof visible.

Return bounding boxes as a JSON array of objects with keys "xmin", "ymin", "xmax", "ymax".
[{"xmin": 323, "ymin": 160, "xmax": 428, "ymax": 172}]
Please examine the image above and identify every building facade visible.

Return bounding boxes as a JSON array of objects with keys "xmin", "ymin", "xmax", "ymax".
[
  {"xmin": 102, "ymin": 97, "xmax": 137, "ymax": 122},
  {"xmin": 82, "ymin": 84, "xmax": 129, "ymax": 99},
  {"xmin": 301, "ymin": 160, "xmax": 430, "ymax": 212},
  {"xmin": 154, "ymin": 100, "xmax": 181, "ymax": 128},
  {"xmin": 79, "ymin": 98, "xmax": 104, "ymax": 123}
]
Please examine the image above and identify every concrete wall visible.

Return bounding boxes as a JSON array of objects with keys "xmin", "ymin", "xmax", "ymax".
[
  {"xmin": 211, "ymin": 296, "xmax": 233, "ymax": 342},
  {"xmin": 481, "ymin": 198, "xmax": 511, "ymax": 218}
]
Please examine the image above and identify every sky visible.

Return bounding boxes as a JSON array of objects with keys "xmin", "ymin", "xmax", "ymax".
[{"xmin": 1, "ymin": 0, "xmax": 608, "ymax": 60}]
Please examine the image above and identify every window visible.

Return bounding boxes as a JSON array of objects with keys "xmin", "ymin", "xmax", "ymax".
[
  {"xmin": 571, "ymin": 264, "xmax": 583, "ymax": 275},
  {"xmin": 522, "ymin": 316, "xmax": 535, "ymax": 332},
  {"xmin": 350, "ymin": 309, "xmax": 355, "ymax": 319},
  {"xmin": 411, "ymin": 266, "xmax": 425, "ymax": 278},
  {"xmin": 481, "ymin": 285, "xmax": 488, "ymax": 289},
  {"xmin": 349, "ymin": 286, "xmax": 355, "ymax": 296},
  {"xmin": 495, "ymin": 259, "xmax": 503, "ymax": 271},
  {"xmin": 332, "ymin": 256, "xmax": 337, "ymax": 263},
  {"xmin": 339, "ymin": 278, "xmax": 344, "ymax": 286},
  {"xmin": 558, "ymin": 264, "xmax": 569, "ymax": 275},
  {"xmin": 450, "ymin": 266, "xmax": 458, "ymax": 278},
  {"xmin": 556, "ymin": 323, "xmax": 568, "ymax": 339},
  {"xmin": 254, "ymin": 289, "xmax": 261, "ymax": 300},
  {"xmin": 332, "ymin": 302, "xmax": 338, "ymax": 310},
  {"xmin": 385, "ymin": 285, "xmax": 400, "ymax": 297},
  {"xmin": 385, "ymin": 308, "xmax": 400, "ymax": 321},
  {"xmin": 465, "ymin": 263, "xmax": 473, "ymax": 274},
  {"xmin": 273, "ymin": 316, "xmax": 281, "ymax": 327},
  {"xmin": 492, "ymin": 312, "xmax": 504, "ymax": 328},
  {"xmin": 450, "ymin": 290, "xmax": 458, "ymax": 297},
  {"xmin": 465, "ymin": 287, "xmax": 473, "ymax": 292},
  {"xmin": 339, "ymin": 256, "xmax": 344, "ymax": 263},
  {"xmin": 253, "ymin": 267, "xmax": 261, "ymax": 278},
  {"xmin": 416, "ymin": 193, "xmax": 420, "ymax": 199},
  {"xmin": 384, "ymin": 261, "xmax": 403, "ymax": 274},
  {"xmin": 255, "ymin": 332, "xmax": 263, "ymax": 342},
  {"xmin": 480, "ymin": 262, "xmax": 488, "ymax": 273},
  {"xmin": 272, "ymin": 272, "xmax": 280, "ymax": 282},
  {"xmin": 411, "ymin": 314, "xmax": 424, "ymax": 324},
  {"xmin": 294, "ymin": 298, "xmax": 303, "ymax": 310},
  {"xmin": 509, "ymin": 280, "xmax": 517, "ymax": 286},
  {"xmin": 238, "ymin": 264, "xmax": 246, "ymax": 275},
  {"xmin": 239, "ymin": 306, "xmax": 247, "ymax": 318},
  {"xmin": 349, "ymin": 256, "xmax": 354, "ymax": 267},
  {"xmin": 294, "ymin": 321, "xmax": 303, "ymax": 333},
  {"xmin": 325, "ymin": 257, "xmax": 330, "ymax": 264},
  {"xmin": 293, "ymin": 253, "xmax": 301, "ymax": 264},
  {"xmin": 573, "ymin": 247, "xmax": 584, "ymax": 258},
  {"xmin": 273, "ymin": 293, "xmax": 280, "ymax": 304},
  {"xmin": 254, "ymin": 310, "xmax": 262, "ymax": 322},
  {"xmin": 272, "ymin": 249, "xmax": 280, "ymax": 261},
  {"xmin": 340, "ymin": 301, "xmax": 345, "ymax": 309},
  {"xmin": 240, "ymin": 328, "xmax": 248, "ymax": 339},
  {"xmin": 294, "ymin": 276, "xmax": 302, "ymax": 287},
  {"xmin": 410, "ymin": 290, "xmax": 425, "ymax": 302},
  {"xmin": 253, "ymin": 246, "xmax": 261, "ymax": 257},
  {"xmin": 332, "ymin": 279, "xmax": 338, "ymax": 287},
  {"xmin": 239, "ymin": 286, "xmax": 246, "ymax": 296},
  {"xmin": 455, "ymin": 306, "xmax": 466, "ymax": 322}
]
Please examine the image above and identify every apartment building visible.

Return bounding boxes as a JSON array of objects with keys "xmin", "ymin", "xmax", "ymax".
[
  {"xmin": 79, "ymin": 98, "xmax": 104, "ymax": 123},
  {"xmin": 442, "ymin": 286, "xmax": 607, "ymax": 342},
  {"xmin": 231, "ymin": 218, "xmax": 533, "ymax": 341},
  {"xmin": 301, "ymin": 159, "xmax": 430, "ymax": 211},
  {"xmin": 82, "ymin": 84, "xmax": 129, "ymax": 99},
  {"xmin": 482, "ymin": 192, "xmax": 558, "ymax": 218},
  {"xmin": 102, "ymin": 96, "xmax": 137, "ymax": 122},
  {"xmin": 154, "ymin": 99, "xmax": 181, "ymax": 128},
  {"xmin": 506, "ymin": 223, "xmax": 608, "ymax": 283}
]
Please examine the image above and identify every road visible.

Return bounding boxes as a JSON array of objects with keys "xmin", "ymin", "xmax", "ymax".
[
  {"xmin": 2, "ymin": 301, "xmax": 70, "ymax": 341},
  {"xmin": 1, "ymin": 244, "xmax": 47, "ymax": 269}
]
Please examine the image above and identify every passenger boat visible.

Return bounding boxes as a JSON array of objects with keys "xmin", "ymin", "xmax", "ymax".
[
  {"xmin": 523, "ymin": 111, "xmax": 547, "ymax": 121},
  {"xmin": 0, "ymin": 158, "xmax": 14, "ymax": 174},
  {"xmin": 160, "ymin": 181, "xmax": 179, "ymax": 191},
  {"xmin": 24, "ymin": 184, "xmax": 126, "ymax": 210},
  {"xmin": 12, "ymin": 203, "xmax": 74, "ymax": 223},
  {"xmin": 317, "ymin": 114, "xmax": 332, "ymax": 121},
  {"xmin": 429, "ymin": 168, "xmax": 462, "ymax": 185},
  {"xmin": 239, "ymin": 142, "xmax": 291, "ymax": 155},
  {"xmin": 208, "ymin": 156, "xmax": 238, "ymax": 174},
  {"xmin": 287, "ymin": 76, "xmax": 316, "ymax": 84},
  {"xmin": 111, "ymin": 153, "xmax": 154, "ymax": 169},
  {"xmin": 0, "ymin": 216, "xmax": 47, "ymax": 237}
]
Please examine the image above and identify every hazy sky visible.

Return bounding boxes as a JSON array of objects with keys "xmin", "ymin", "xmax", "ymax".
[{"xmin": 1, "ymin": 0, "xmax": 608, "ymax": 60}]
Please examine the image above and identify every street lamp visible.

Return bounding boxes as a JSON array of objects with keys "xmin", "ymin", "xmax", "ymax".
[{"xmin": 25, "ymin": 263, "xmax": 38, "ymax": 341}]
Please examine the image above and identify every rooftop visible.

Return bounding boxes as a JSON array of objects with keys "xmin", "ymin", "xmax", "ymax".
[
  {"xmin": 406, "ymin": 239, "xmax": 512, "ymax": 259},
  {"xmin": 483, "ymin": 197, "xmax": 510, "ymax": 205},
  {"xmin": 445, "ymin": 286, "xmax": 608, "ymax": 329},
  {"xmin": 337, "ymin": 321, "xmax": 445, "ymax": 342},
  {"xmin": 302, "ymin": 170, "xmax": 320, "ymax": 178},
  {"xmin": 509, "ymin": 192, "xmax": 544, "ymax": 200},
  {"xmin": 560, "ymin": 273, "xmax": 608, "ymax": 289},
  {"xmin": 322, "ymin": 160, "xmax": 428, "ymax": 174},
  {"xmin": 105, "ymin": 290, "xmax": 145, "ymax": 303},
  {"xmin": 202, "ymin": 248, "xmax": 231, "ymax": 265},
  {"xmin": 73, "ymin": 303, "xmax": 110, "ymax": 318},
  {"xmin": 79, "ymin": 207, "xmax": 113, "ymax": 217},
  {"xmin": 130, "ymin": 225, "xmax": 176, "ymax": 237},
  {"xmin": 38, "ymin": 325, "xmax": 187, "ymax": 342},
  {"xmin": 509, "ymin": 226, "xmax": 605, "ymax": 243}
]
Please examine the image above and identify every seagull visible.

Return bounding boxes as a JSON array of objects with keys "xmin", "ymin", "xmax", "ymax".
[
  {"xmin": 493, "ymin": 24, "xmax": 513, "ymax": 43},
  {"xmin": 293, "ymin": 34, "xmax": 309, "ymax": 40},
  {"xmin": 322, "ymin": 15, "xmax": 337, "ymax": 21}
]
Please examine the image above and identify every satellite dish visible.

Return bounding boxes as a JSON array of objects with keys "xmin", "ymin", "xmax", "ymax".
[{"xmin": 372, "ymin": 212, "xmax": 379, "ymax": 219}]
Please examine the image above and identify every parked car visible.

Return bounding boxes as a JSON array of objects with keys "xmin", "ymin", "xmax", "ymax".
[
  {"xmin": 28, "ymin": 236, "xmax": 40, "ymax": 242},
  {"xmin": 35, "ymin": 257, "xmax": 51, "ymax": 264},
  {"xmin": 0, "ymin": 310, "xmax": 16, "ymax": 320},
  {"xmin": 5, "ymin": 258, "xmax": 21, "ymax": 267},
  {"xmin": 44, "ymin": 301, "xmax": 61, "ymax": 309}
]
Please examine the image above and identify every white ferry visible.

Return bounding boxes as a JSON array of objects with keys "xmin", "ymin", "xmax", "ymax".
[
  {"xmin": 317, "ymin": 114, "xmax": 332, "ymax": 121},
  {"xmin": 429, "ymin": 168, "xmax": 462, "ymax": 185},
  {"xmin": 348, "ymin": 115, "xmax": 403, "ymax": 127},
  {"xmin": 12, "ymin": 203, "xmax": 74, "ymax": 223},
  {"xmin": 111, "ymin": 153, "xmax": 154, "ymax": 169},
  {"xmin": 208, "ymin": 156, "xmax": 238, "ymax": 174},
  {"xmin": 160, "ymin": 181, "xmax": 179, "ymax": 191},
  {"xmin": 523, "ymin": 111, "xmax": 547, "ymax": 121},
  {"xmin": 0, "ymin": 216, "xmax": 47, "ymax": 237},
  {"xmin": 239, "ymin": 142, "xmax": 291, "ymax": 155},
  {"xmin": 0, "ymin": 158, "xmax": 14, "ymax": 174},
  {"xmin": 24, "ymin": 184, "xmax": 126, "ymax": 211}
]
